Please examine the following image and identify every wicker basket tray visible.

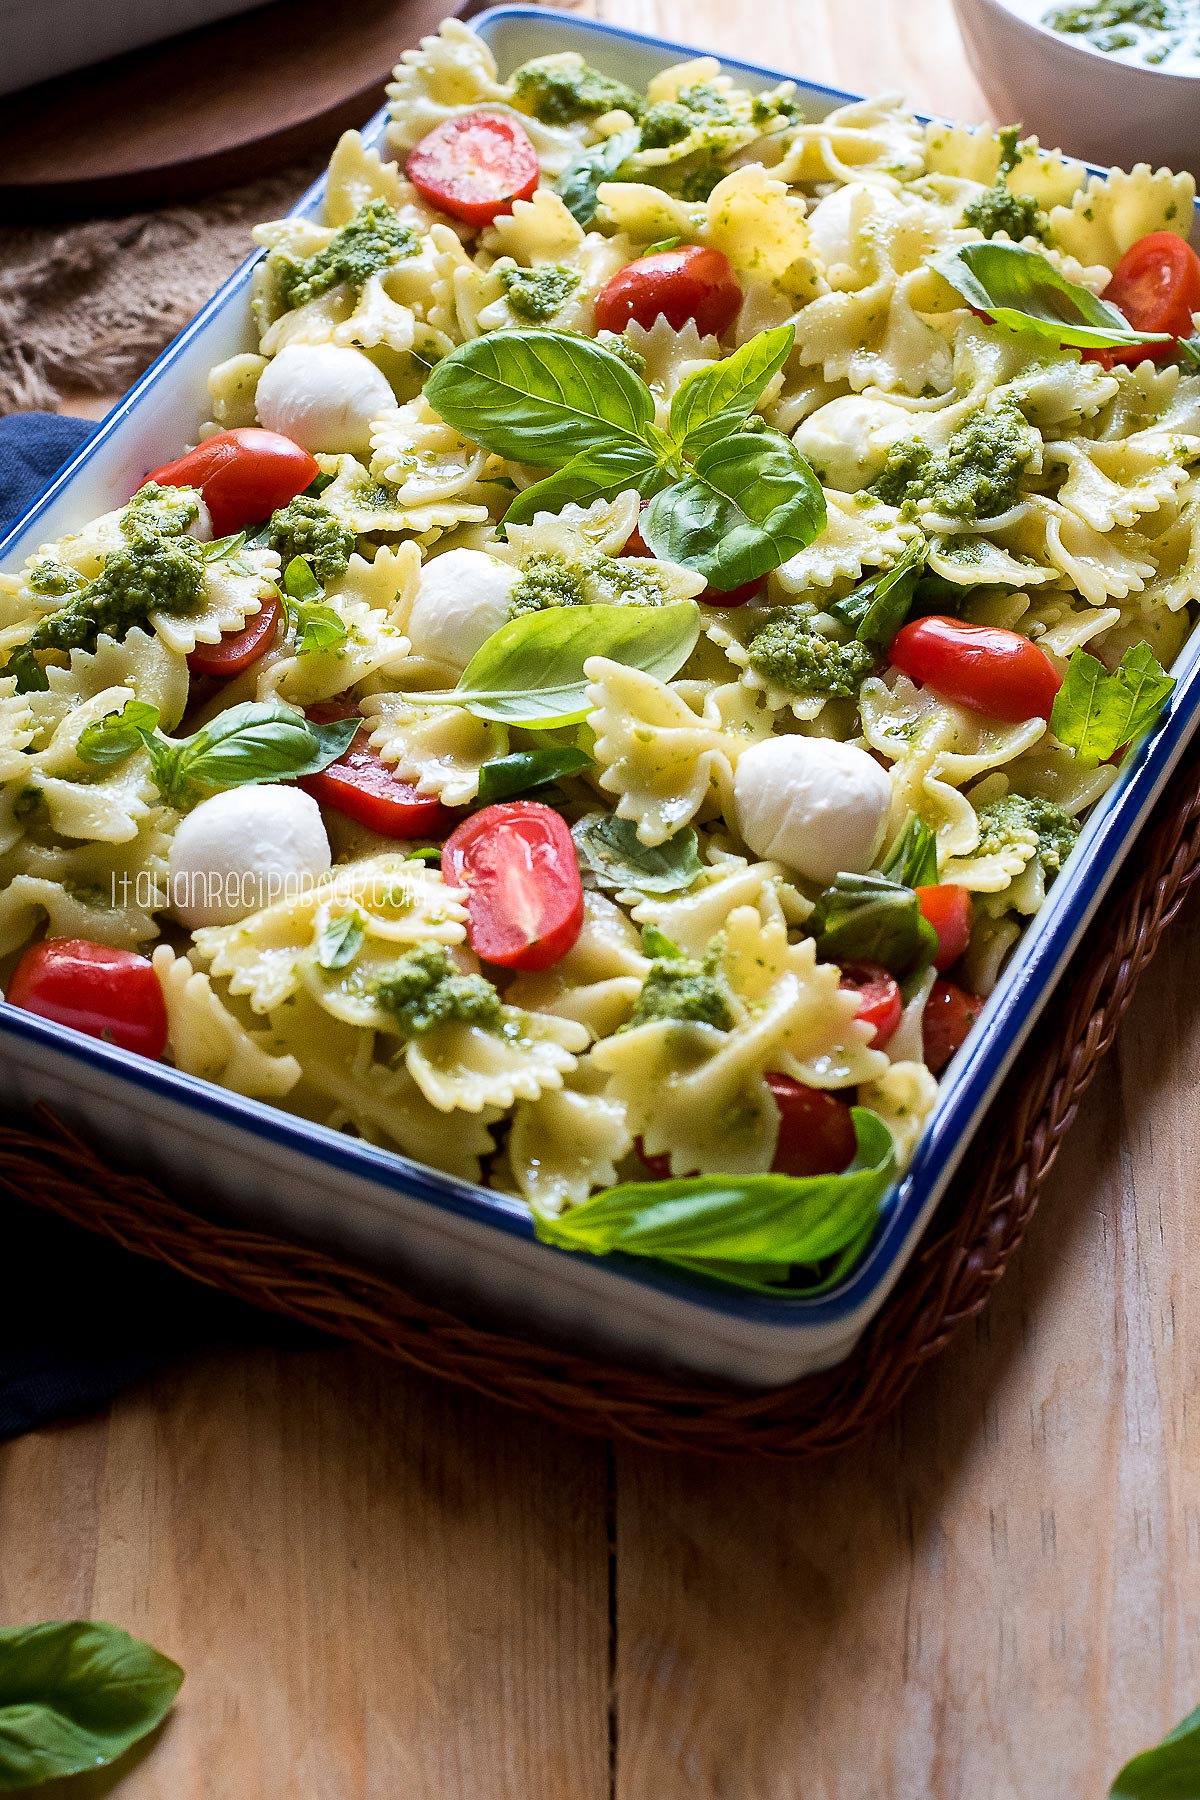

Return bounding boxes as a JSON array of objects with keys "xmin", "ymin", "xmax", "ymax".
[{"xmin": 3, "ymin": 734, "xmax": 1200, "ymax": 1459}]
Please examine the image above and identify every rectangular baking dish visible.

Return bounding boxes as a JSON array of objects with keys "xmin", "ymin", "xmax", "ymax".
[
  {"xmin": 0, "ymin": 0, "xmax": 272, "ymax": 98},
  {"xmin": 2, "ymin": 4, "xmax": 1198, "ymax": 1388}
]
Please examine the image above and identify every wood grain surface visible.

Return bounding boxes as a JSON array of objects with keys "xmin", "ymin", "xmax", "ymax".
[{"xmin": 1, "ymin": 3, "xmax": 1194, "ymax": 1796}]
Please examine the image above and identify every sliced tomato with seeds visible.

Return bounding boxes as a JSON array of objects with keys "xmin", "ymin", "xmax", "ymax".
[
  {"xmin": 6, "ymin": 939, "xmax": 168, "ymax": 1060},
  {"xmin": 407, "ymin": 112, "xmax": 539, "ymax": 226},
  {"xmin": 186, "ymin": 589, "xmax": 282, "ymax": 679},
  {"xmin": 922, "ymin": 978, "xmax": 983, "ymax": 1074},
  {"xmin": 916, "ymin": 883, "xmax": 973, "ymax": 972},
  {"xmin": 839, "ymin": 961, "xmax": 902, "ymax": 1049},
  {"xmin": 442, "ymin": 801, "xmax": 584, "ymax": 971},
  {"xmin": 299, "ymin": 703, "xmax": 455, "ymax": 839},
  {"xmin": 766, "ymin": 1075, "xmax": 858, "ymax": 1178},
  {"xmin": 594, "ymin": 245, "xmax": 742, "ymax": 338},
  {"xmin": 1086, "ymin": 231, "xmax": 1200, "ymax": 369},
  {"xmin": 143, "ymin": 428, "xmax": 318, "ymax": 537}
]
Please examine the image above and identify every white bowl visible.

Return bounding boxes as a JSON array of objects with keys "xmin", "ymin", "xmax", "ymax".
[
  {"xmin": 0, "ymin": 0, "xmax": 270, "ymax": 98},
  {"xmin": 951, "ymin": 0, "xmax": 1200, "ymax": 178}
]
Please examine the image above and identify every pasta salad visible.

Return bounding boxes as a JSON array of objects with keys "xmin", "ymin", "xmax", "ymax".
[{"xmin": 2, "ymin": 18, "xmax": 1198, "ymax": 1293}]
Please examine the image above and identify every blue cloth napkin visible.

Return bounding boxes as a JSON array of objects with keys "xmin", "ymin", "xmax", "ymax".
[{"xmin": 0, "ymin": 412, "xmax": 303, "ymax": 1440}]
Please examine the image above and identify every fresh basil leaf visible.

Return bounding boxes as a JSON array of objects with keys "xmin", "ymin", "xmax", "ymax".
[
  {"xmin": 931, "ymin": 242, "xmax": 1171, "ymax": 350},
  {"xmin": 316, "ymin": 909, "xmax": 365, "ymax": 971},
  {"xmin": 642, "ymin": 428, "xmax": 826, "ymax": 590},
  {"xmin": 1050, "ymin": 643, "xmax": 1175, "ymax": 768},
  {"xmin": 425, "ymin": 328, "xmax": 656, "ymax": 468},
  {"xmin": 556, "ymin": 127, "xmax": 640, "ymax": 226},
  {"xmin": 176, "ymin": 701, "xmax": 360, "ymax": 795},
  {"xmin": 668, "ymin": 324, "xmax": 795, "ymax": 459},
  {"xmin": 572, "ymin": 813, "xmax": 703, "ymax": 894},
  {"xmin": 294, "ymin": 603, "xmax": 349, "ymax": 656},
  {"xmin": 477, "ymin": 744, "xmax": 592, "ymax": 803},
  {"xmin": 5, "ymin": 645, "xmax": 50, "ymax": 693},
  {"xmin": 640, "ymin": 923, "xmax": 682, "ymax": 959},
  {"xmin": 76, "ymin": 700, "xmax": 163, "ymax": 770},
  {"xmin": 810, "ymin": 871, "xmax": 938, "ymax": 976},
  {"xmin": 283, "ymin": 555, "xmax": 322, "ymax": 603},
  {"xmin": 879, "ymin": 814, "xmax": 939, "ymax": 888},
  {"xmin": 533, "ymin": 1107, "xmax": 894, "ymax": 1286},
  {"xmin": 419, "ymin": 600, "xmax": 699, "ymax": 727},
  {"xmin": 830, "ymin": 535, "xmax": 927, "ymax": 646},
  {"xmin": 642, "ymin": 234, "xmax": 682, "ymax": 256},
  {"xmin": 0, "ymin": 1620, "xmax": 183, "ymax": 1792},
  {"xmin": 1180, "ymin": 336, "xmax": 1200, "ymax": 371},
  {"xmin": 201, "ymin": 530, "xmax": 248, "ymax": 563},
  {"xmin": 1108, "ymin": 1704, "xmax": 1200, "ymax": 1799},
  {"xmin": 406, "ymin": 846, "xmax": 442, "ymax": 863},
  {"xmin": 502, "ymin": 441, "xmax": 666, "ymax": 527}
]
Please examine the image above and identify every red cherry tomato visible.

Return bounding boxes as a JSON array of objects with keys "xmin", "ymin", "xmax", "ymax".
[
  {"xmin": 594, "ymin": 246, "xmax": 742, "ymax": 338},
  {"xmin": 889, "ymin": 615, "xmax": 1062, "ymax": 723},
  {"xmin": 622, "ymin": 520, "xmax": 652, "ymax": 558},
  {"xmin": 442, "ymin": 801, "xmax": 584, "ymax": 971},
  {"xmin": 922, "ymin": 978, "xmax": 983, "ymax": 1074},
  {"xmin": 406, "ymin": 112, "xmax": 539, "ymax": 226},
  {"xmin": 766, "ymin": 1075, "xmax": 858, "ymax": 1178},
  {"xmin": 143, "ymin": 428, "xmax": 319, "ymax": 537},
  {"xmin": 1086, "ymin": 232, "xmax": 1200, "ymax": 369},
  {"xmin": 916, "ymin": 883, "xmax": 973, "ymax": 972},
  {"xmin": 838, "ymin": 961, "xmax": 902, "ymax": 1049},
  {"xmin": 186, "ymin": 589, "xmax": 283, "ymax": 679},
  {"xmin": 702, "ymin": 576, "xmax": 764, "ymax": 606},
  {"xmin": 6, "ymin": 939, "xmax": 168, "ymax": 1059},
  {"xmin": 299, "ymin": 704, "xmax": 455, "ymax": 839}
]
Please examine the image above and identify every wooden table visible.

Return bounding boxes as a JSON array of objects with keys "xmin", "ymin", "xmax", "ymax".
[{"xmin": 4, "ymin": 3, "xmax": 1197, "ymax": 1793}]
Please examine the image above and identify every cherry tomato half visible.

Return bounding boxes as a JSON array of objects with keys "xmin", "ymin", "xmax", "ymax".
[
  {"xmin": 407, "ymin": 112, "xmax": 539, "ymax": 227},
  {"xmin": 767, "ymin": 1075, "xmax": 858, "ymax": 1178},
  {"xmin": 594, "ymin": 245, "xmax": 742, "ymax": 338},
  {"xmin": 922, "ymin": 978, "xmax": 982, "ymax": 1074},
  {"xmin": 143, "ymin": 428, "xmax": 319, "ymax": 538},
  {"xmin": 6, "ymin": 939, "xmax": 168, "ymax": 1059},
  {"xmin": 916, "ymin": 883, "xmax": 973, "ymax": 972},
  {"xmin": 1087, "ymin": 231, "xmax": 1200, "ymax": 369},
  {"xmin": 442, "ymin": 801, "xmax": 584, "ymax": 971},
  {"xmin": 839, "ymin": 961, "xmax": 902, "ymax": 1049},
  {"xmin": 299, "ymin": 704, "xmax": 455, "ymax": 839},
  {"xmin": 889, "ymin": 615, "xmax": 1062, "ymax": 723},
  {"xmin": 186, "ymin": 589, "xmax": 283, "ymax": 679}
]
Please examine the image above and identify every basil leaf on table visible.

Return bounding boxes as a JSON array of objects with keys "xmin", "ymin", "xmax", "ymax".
[
  {"xmin": 556, "ymin": 126, "xmax": 640, "ymax": 227},
  {"xmin": 809, "ymin": 871, "xmax": 938, "ymax": 976},
  {"xmin": 1108, "ymin": 1704, "xmax": 1200, "ymax": 1799},
  {"xmin": 668, "ymin": 324, "xmax": 795, "ymax": 459},
  {"xmin": 572, "ymin": 813, "xmax": 704, "ymax": 894},
  {"xmin": 0, "ymin": 1619, "xmax": 182, "ymax": 1792},
  {"xmin": 878, "ymin": 813, "xmax": 939, "ymax": 888},
  {"xmin": 477, "ymin": 744, "xmax": 593, "ymax": 803},
  {"xmin": 502, "ymin": 441, "xmax": 666, "ymax": 527},
  {"xmin": 931, "ymin": 242, "xmax": 1171, "ymax": 351},
  {"xmin": 1050, "ymin": 643, "xmax": 1175, "ymax": 768},
  {"xmin": 413, "ymin": 600, "xmax": 699, "ymax": 727},
  {"xmin": 830, "ymin": 535, "xmax": 927, "ymax": 646},
  {"xmin": 641, "ymin": 428, "xmax": 826, "ymax": 590},
  {"xmin": 424, "ymin": 328, "xmax": 655, "ymax": 466},
  {"xmin": 533, "ymin": 1108, "xmax": 896, "ymax": 1289}
]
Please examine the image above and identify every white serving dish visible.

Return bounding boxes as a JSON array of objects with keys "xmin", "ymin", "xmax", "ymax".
[
  {"xmin": 951, "ymin": 0, "xmax": 1200, "ymax": 179},
  {"xmin": 0, "ymin": 0, "xmax": 271, "ymax": 98},
  {"xmin": 3, "ymin": 5, "xmax": 1200, "ymax": 1389}
]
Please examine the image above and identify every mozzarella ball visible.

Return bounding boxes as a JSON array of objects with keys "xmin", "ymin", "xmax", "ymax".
[
  {"xmin": 793, "ymin": 394, "xmax": 914, "ymax": 491},
  {"xmin": 255, "ymin": 344, "xmax": 394, "ymax": 456},
  {"xmin": 405, "ymin": 548, "xmax": 519, "ymax": 670},
  {"xmin": 733, "ymin": 736, "xmax": 892, "ymax": 887},
  {"xmin": 169, "ymin": 785, "xmax": 331, "ymax": 929},
  {"xmin": 185, "ymin": 495, "xmax": 214, "ymax": 542}
]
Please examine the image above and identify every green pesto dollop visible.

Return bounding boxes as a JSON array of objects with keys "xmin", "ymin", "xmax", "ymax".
[
  {"xmin": 1042, "ymin": 0, "xmax": 1198, "ymax": 67},
  {"xmin": 512, "ymin": 54, "xmax": 644, "ymax": 126},
  {"xmin": 628, "ymin": 940, "xmax": 735, "ymax": 1031},
  {"xmin": 120, "ymin": 481, "xmax": 202, "ymax": 540},
  {"xmin": 747, "ymin": 610, "xmax": 876, "ymax": 697},
  {"xmin": 373, "ymin": 943, "xmax": 503, "ymax": 1035},
  {"xmin": 870, "ymin": 400, "xmax": 1036, "ymax": 521},
  {"xmin": 508, "ymin": 550, "xmax": 677, "ymax": 619},
  {"xmin": 276, "ymin": 199, "xmax": 419, "ymax": 314},
  {"xmin": 975, "ymin": 792, "xmax": 1080, "ymax": 876},
  {"xmin": 266, "ymin": 497, "xmax": 355, "ymax": 585},
  {"xmin": 638, "ymin": 81, "xmax": 738, "ymax": 151},
  {"xmin": 595, "ymin": 329, "xmax": 647, "ymax": 376},
  {"xmin": 962, "ymin": 127, "xmax": 1047, "ymax": 242},
  {"xmin": 26, "ymin": 560, "xmax": 86, "ymax": 600},
  {"xmin": 500, "ymin": 263, "xmax": 581, "ymax": 323}
]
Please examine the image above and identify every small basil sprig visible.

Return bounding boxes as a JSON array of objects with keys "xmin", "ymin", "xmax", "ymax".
[
  {"xmin": 282, "ymin": 555, "xmax": 348, "ymax": 657},
  {"xmin": 556, "ymin": 126, "xmax": 640, "ymax": 227},
  {"xmin": 477, "ymin": 744, "xmax": 592, "ymax": 803},
  {"xmin": 533, "ymin": 1107, "xmax": 895, "ymax": 1290},
  {"xmin": 412, "ymin": 600, "xmax": 699, "ymax": 728},
  {"xmin": 1108, "ymin": 1703, "xmax": 1200, "ymax": 1799},
  {"xmin": 830, "ymin": 535, "xmax": 927, "ymax": 647},
  {"xmin": 879, "ymin": 813, "xmax": 939, "ymax": 888},
  {"xmin": 425, "ymin": 326, "xmax": 825, "ymax": 590},
  {"xmin": 77, "ymin": 697, "xmax": 359, "ymax": 807},
  {"xmin": 316, "ymin": 909, "xmax": 365, "ymax": 971},
  {"xmin": 931, "ymin": 242, "xmax": 1171, "ymax": 351},
  {"xmin": 0, "ymin": 1620, "xmax": 183, "ymax": 1792},
  {"xmin": 1050, "ymin": 643, "xmax": 1175, "ymax": 767},
  {"xmin": 810, "ymin": 871, "xmax": 938, "ymax": 976},
  {"xmin": 572, "ymin": 813, "xmax": 704, "ymax": 894}
]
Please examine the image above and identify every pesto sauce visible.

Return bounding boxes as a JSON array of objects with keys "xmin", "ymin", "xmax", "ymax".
[
  {"xmin": 372, "ymin": 943, "xmax": 502, "ymax": 1035},
  {"xmin": 1040, "ymin": 0, "xmax": 1200, "ymax": 68},
  {"xmin": 962, "ymin": 124, "xmax": 1047, "ymax": 242},
  {"xmin": 266, "ymin": 497, "xmax": 355, "ymax": 584},
  {"xmin": 869, "ymin": 401, "xmax": 1036, "ymax": 520},
  {"xmin": 747, "ymin": 611, "xmax": 876, "ymax": 697},
  {"xmin": 628, "ymin": 942, "xmax": 735, "ymax": 1031},
  {"xmin": 507, "ymin": 550, "xmax": 676, "ymax": 618},
  {"xmin": 975, "ymin": 792, "xmax": 1080, "ymax": 875},
  {"xmin": 511, "ymin": 55, "xmax": 644, "ymax": 126},
  {"xmin": 500, "ymin": 263, "xmax": 581, "ymax": 323},
  {"xmin": 276, "ymin": 199, "xmax": 419, "ymax": 314}
]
